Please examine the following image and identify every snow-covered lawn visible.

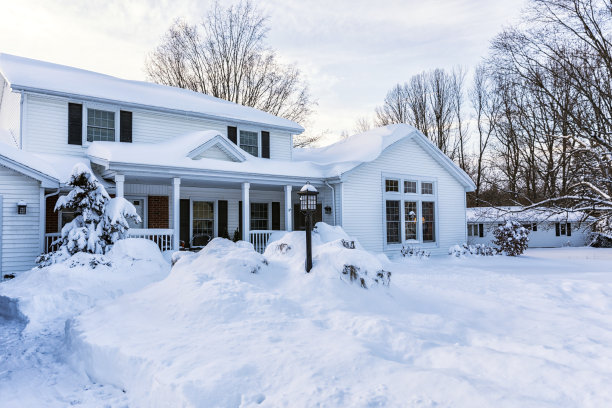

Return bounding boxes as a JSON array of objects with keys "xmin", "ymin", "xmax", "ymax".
[{"xmin": 1, "ymin": 235, "xmax": 612, "ymax": 407}]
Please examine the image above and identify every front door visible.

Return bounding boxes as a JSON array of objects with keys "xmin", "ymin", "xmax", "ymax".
[{"xmin": 127, "ymin": 198, "xmax": 145, "ymax": 228}]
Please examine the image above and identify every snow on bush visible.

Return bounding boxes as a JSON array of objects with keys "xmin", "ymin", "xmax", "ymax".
[
  {"xmin": 0, "ymin": 239, "xmax": 169, "ymax": 334},
  {"xmin": 37, "ymin": 164, "xmax": 140, "ymax": 266},
  {"xmin": 449, "ymin": 243, "xmax": 499, "ymax": 257},
  {"xmin": 400, "ymin": 245, "xmax": 430, "ymax": 259},
  {"xmin": 493, "ymin": 221, "xmax": 529, "ymax": 256},
  {"xmin": 265, "ymin": 223, "xmax": 391, "ymax": 289}
]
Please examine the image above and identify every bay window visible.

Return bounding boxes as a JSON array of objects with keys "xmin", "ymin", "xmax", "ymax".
[{"xmin": 383, "ymin": 176, "xmax": 437, "ymax": 246}]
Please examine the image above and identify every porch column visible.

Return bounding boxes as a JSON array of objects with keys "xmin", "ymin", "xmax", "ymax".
[
  {"xmin": 173, "ymin": 177, "xmax": 181, "ymax": 251},
  {"xmin": 242, "ymin": 182, "xmax": 250, "ymax": 242},
  {"xmin": 114, "ymin": 174, "xmax": 125, "ymax": 198},
  {"xmin": 284, "ymin": 185, "xmax": 293, "ymax": 231}
]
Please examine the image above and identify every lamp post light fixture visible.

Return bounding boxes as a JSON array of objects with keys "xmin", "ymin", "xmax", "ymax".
[{"xmin": 297, "ymin": 181, "xmax": 319, "ymax": 272}]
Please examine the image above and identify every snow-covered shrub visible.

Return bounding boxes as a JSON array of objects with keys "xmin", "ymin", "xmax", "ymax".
[
  {"xmin": 401, "ymin": 245, "xmax": 430, "ymax": 259},
  {"xmin": 37, "ymin": 164, "xmax": 140, "ymax": 266},
  {"xmin": 589, "ymin": 232, "xmax": 612, "ymax": 248},
  {"xmin": 449, "ymin": 243, "xmax": 498, "ymax": 257},
  {"xmin": 493, "ymin": 221, "xmax": 529, "ymax": 256}
]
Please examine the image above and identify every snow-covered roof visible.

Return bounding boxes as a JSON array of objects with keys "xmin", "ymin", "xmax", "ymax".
[
  {"xmin": 295, "ymin": 124, "xmax": 475, "ymax": 189},
  {"xmin": 0, "ymin": 142, "xmax": 89, "ymax": 186},
  {"xmin": 0, "ymin": 53, "xmax": 303, "ymax": 133},
  {"xmin": 87, "ymin": 130, "xmax": 334, "ymax": 180},
  {"xmin": 467, "ymin": 206, "xmax": 592, "ymax": 223}
]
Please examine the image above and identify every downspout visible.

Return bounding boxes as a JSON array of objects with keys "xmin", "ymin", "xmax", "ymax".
[{"xmin": 324, "ymin": 181, "xmax": 336, "ymax": 225}]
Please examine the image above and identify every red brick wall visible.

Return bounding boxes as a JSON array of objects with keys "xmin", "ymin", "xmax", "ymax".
[
  {"xmin": 148, "ymin": 196, "xmax": 169, "ymax": 228},
  {"xmin": 46, "ymin": 195, "xmax": 59, "ymax": 233}
]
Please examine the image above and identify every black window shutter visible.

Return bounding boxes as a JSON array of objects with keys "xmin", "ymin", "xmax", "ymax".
[
  {"xmin": 228, "ymin": 126, "xmax": 237, "ymax": 144},
  {"xmin": 272, "ymin": 202, "xmax": 281, "ymax": 230},
  {"xmin": 180, "ymin": 199, "xmax": 190, "ymax": 247},
  {"xmin": 479, "ymin": 223, "xmax": 484, "ymax": 238},
  {"xmin": 120, "ymin": 111, "xmax": 132, "ymax": 143},
  {"xmin": 533, "ymin": 223, "xmax": 537, "ymax": 232},
  {"xmin": 218, "ymin": 200, "xmax": 228, "ymax": 237},
  {"xmin": 316, "ymin": 204, "xmax": 323, "ymax": 224},
  {"xmin": 555, "ymin": 223, "xmax": 560, "ymax": 236},
  {"xmin": 238, "ymin": 201, "xmax": 243, "ymax": 238},
  {"xmin": 68, "ymin": 103, "xmax": 83, "ymax": 145},
  {"xmin": 567, "ymin": 223, "xmax": 572, "ymax": 236},
  {"xmin": 261, "ymin": 131, "xmax": 270, "ymax": 159}
]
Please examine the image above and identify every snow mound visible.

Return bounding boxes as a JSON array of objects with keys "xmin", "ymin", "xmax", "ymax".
[
  {"xmin": 265, "ymin": 223, "xmax": 391, "ymax": 288},
  {"xmin": 0, "ymin": 238, "xmax": 169, "ymax": 334}
]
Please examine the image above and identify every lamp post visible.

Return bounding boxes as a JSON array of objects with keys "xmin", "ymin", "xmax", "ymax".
[{"xmin": 297, "ymin": 181, "xmax": 319, "ymax": 272}]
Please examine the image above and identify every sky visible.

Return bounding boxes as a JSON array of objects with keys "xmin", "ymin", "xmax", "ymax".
[{"xmin": 0, "ymin": 0, "xmax": 526, "ymax": 144}]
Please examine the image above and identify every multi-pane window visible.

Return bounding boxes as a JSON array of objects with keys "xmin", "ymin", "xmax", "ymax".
[
  {"xmin": 422, "ymin": 202, "xmax": 435, "ymax": 242},
  {"xmin": 250, "ymin": 203, "xmax": 269, "ymax": 230},
  {"xmin": 385, "ymin": 179, "xmax": 399, "ymax": 192},
  {"xmin": 421, "ymin": 182, "xmax": 433, "ymax": 195},
  {"xmin": 240, "ymin": 130, "xmax": 259, "ymax": 156},
  {"xmin": 193, "ymin": 201, "xmax": 214, "ymax": 241},
  {"xmin": 404, "ymin": 180, "xmax": 417, "ymax": 193},
  {"xmin": 87, "ymin": 109, "xmax": 115, "ymax": 142},
  {"xmin": 404, "ymin": 201, "xmax": 418, "ymax": 240},
  {"xmin": 386, "ymin": 200, "xmax": 401, "ymax": 243},
  {"xmin": 468, "ymin": 223, "xmax": 483, "ymax": 237}
]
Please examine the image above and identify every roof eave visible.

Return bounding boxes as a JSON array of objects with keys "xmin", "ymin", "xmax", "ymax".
[
  {"xmin": 0, "ymin": 154, "xmax": 60, "ymax": 188},
  {"xmin": 12, "ymin": 85, "xmax": 305, "ymax": 134}
]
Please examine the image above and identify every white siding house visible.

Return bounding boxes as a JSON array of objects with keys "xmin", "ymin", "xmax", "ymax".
[
  {"xmin": 0, "ymin": 53, "xmax": 475, "ymax": 277},
  {"xmin": 467, "ymin": 207, "xmax": 593, "ymax": 248}
]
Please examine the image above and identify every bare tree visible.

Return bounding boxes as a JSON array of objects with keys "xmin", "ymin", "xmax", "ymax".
[
  {"xmin": 451, "ymin": 67, "xmax": 469, "ymax": 171},
  {"xmin": 145, "ymin": 1, "xmax": 313, "ymax": 123},
  {"xmin": 353, "ymin": 116, "xmax": 373, "ymax": 133},
  {"xmin": 374, "ymin": 84, "xmax": 409, "ymax": 126}
]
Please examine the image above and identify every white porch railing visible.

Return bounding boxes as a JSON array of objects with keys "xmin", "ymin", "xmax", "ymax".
[
  {"xmin": 44, "ymin": 229, "xmax": 175, "ymax": 253},
  {"xmin": 44, "ymin": 233, "xmax": 61, "ymax": 253},
  {"xmin": 128, "ymin": 228, "xmax": 175, "ymax": 252},
  {"xmin": 250, "ymin": 230, "xmax": 275, "ymax": 254}
]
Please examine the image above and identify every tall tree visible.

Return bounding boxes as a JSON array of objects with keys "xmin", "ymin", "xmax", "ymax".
[{"xmin": 145, "ymin": 0, "xmax": 313, "ymax": 123}]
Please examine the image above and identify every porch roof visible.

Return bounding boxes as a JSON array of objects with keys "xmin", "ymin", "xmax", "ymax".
[{"xmin": 87, "ymin": 130, "xmax": 342, "ymax": 183}]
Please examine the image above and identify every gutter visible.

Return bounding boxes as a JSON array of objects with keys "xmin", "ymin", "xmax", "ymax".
[{"xmin": 13, "ymin": 86, "xmax": 305, "ymax": 134}]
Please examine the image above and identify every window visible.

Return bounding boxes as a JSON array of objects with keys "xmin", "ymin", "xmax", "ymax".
[
  {"xmin": 560, "ymin": 223, "xmax": 566, "ymax": 235},
  {"xmin": 87, "ymin": 109, "xmax": 115, "ymax": 142},
  {"xmin": 404, "ymin": 180, "xmax": 417, "ymax": 193},
  {"xmin": 422, "ymin": 202, "xmax": 435, "ymax": 242},
  {"xmin": 386, "ymin": 200, "xmax": 401, "ymax": 243},
  {"xmin": 405, "ymin": 201, "xmax": 418, "ymax": 240},
  {"xmin": 385, "ymin": 179, "xmax": 399, "ymax": 192},
  {"xmin": 468, "ymin": 223, "xmax": 483, "ymax": 237},
  {"xmin": 250, "ymin": 203, "xmax": 269, "ymax": 230},
  {"xmin": 60, "ymin": 210, "xmax": 76, "ymax": 229},
  {"xmin": 193, "ymin": 201, "xmax": 214, "ymax": 242},
  {"xmin": 240, "ymin": 130, "xmax": 259, "ymax": 156},
  {"xmin": 421, "ymin": 182, "xmax": 433, "ymax": 195}
]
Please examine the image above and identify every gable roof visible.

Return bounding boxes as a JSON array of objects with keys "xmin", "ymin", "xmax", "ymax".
[
  {"xmin": 0, "ymin": 142, "xmax": 89, "ymax": 187},
  {"xmin": 187, "ymin": 134, "xmax": 246, "ymax": 162},
  {"xmin": 294, "ymin": 124, "xmax": 476, "ymax": 190},
  {"xmin": 467, "ymin": 206, "xmax": 593, "ymax": 223},
  {"xmin": 0, "ymin": 53, "xmax": 303, "ymax": 133}
]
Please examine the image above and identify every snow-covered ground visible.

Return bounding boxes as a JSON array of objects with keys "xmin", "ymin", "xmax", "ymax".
[{"xmin": 1, "ymin": 232, "xmax": 612, "ymax": 407}]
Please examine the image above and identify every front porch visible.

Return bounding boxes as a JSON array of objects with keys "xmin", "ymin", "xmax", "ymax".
[{"xmin": 44, "ymin": 174, "xmax": 335, "ymax": 254}]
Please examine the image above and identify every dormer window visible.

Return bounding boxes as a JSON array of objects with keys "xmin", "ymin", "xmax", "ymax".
[
  {"xmin": 87, "ymin": 109, "xmax": 115, "ymax": 142},
  {"xmin": 239, "ymin": 130, "xmax": 258, "ymax": 156}
]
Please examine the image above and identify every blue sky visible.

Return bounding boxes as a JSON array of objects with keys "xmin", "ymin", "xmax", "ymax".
[{"xmin": 0, "ymin": 0, "xmax": 525, "ymax": 143}]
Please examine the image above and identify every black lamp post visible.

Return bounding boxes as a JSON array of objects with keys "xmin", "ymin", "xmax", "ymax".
[{"xmin": 297, "ymin": 181, "xmax": 319, "ymax": 272}]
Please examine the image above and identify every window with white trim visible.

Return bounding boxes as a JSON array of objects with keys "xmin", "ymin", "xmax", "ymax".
[
  {"xmin": 193, "ymin": 201, "xmax": 214, "ymax": 240},
  {"xmin": 250, "ymin": 203, "xmax": 269, "ymax": 230},
  {"xmin": 87, "ymin": 108, "xmax": 115, "ymax": 142},
  {"xmin": 383, "ymin": 176, "xmax": 437, "ymax": 246},
  {"xmin": 239, "ymin": 130, "xmax": 259, "ymax": 156},
  {"xmin": 467, "ymin": 223, "xmax": 481, "ymax": 237}
]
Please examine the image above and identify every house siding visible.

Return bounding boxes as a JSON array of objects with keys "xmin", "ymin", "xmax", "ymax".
[
  {"xmin": 22, "ymin": 93, "xmax": 294, "ymax": 160},
  {"xmin": 341, "ymin": 137, "xmax": 467, "ymax": 256},
  {"xmin": 0, "ymin": 76, "xmax": 21, "ymax": 148},
  {"xmin": 0, "ymin": 165, "xmax": 41, "ymax": 277}
]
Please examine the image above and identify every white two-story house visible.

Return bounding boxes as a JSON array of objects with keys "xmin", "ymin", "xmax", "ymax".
[{"xmin": 0, "ymin": 53, "xmax": 475, "ymax": 277}]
